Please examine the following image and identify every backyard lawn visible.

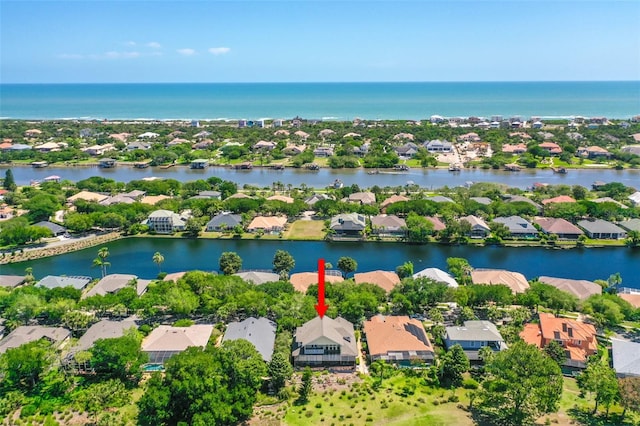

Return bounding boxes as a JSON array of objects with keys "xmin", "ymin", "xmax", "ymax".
[{"xmin": 285, "ymin": 220, "xmax": 326, "ymax": 240}]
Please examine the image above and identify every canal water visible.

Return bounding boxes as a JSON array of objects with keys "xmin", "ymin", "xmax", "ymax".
[
  {"xmin": 3, "ymin": 238, "xmax": 639, "ymax": 289},
  {"xmin": 3, "ymin": 165, "xmax": 640, "ymax": 190}
]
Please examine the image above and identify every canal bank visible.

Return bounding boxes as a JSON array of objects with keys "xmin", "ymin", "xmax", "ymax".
[{"xmin": 1, "ymin": 238, "xmax": 638, "ymax": 290}]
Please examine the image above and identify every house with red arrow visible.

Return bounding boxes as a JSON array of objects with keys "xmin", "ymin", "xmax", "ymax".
[{"xmin": 292, "ymin": 316, "xmax": 357, "ymax": 367}]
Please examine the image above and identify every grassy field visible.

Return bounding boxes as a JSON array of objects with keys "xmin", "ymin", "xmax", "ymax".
[{"xmin": 284, "ymin": 220, "xmax": 326, "ymax": 240}]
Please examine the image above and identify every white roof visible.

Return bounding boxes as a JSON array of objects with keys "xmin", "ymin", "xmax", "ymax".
[
  {"xmin": 142, "ymin": 325, "xmax": 214, "ymax": 352},
  {"xmin": 413, "ymin": 268, "xmax": 458, "ymax": 287}
]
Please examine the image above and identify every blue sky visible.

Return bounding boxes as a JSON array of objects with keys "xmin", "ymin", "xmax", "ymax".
[{"xmin": 1, "ymin": 0, "xmax": 639, "ymax": 83}]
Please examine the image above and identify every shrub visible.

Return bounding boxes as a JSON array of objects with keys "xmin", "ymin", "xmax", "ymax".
[{"xmin": 462, "ymin": 378, "xmax": 479, "ymax": 389}]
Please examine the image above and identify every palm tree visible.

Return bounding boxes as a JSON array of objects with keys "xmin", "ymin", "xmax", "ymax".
[
  {"xmin": 152, "ymin": 251, "xmax": 165, "ymax": 274},
  {"xmin": 92, "ymin": 247, "xmax": 111, "ymax": 278}
]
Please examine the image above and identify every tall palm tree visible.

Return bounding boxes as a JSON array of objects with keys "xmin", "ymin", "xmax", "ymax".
[
  {"xmin": 92, "ymin": 247, "xmax": 110, "ymax": 278},
  {"xmin": 152, "ymin": 251, "xmax": 165, "ymax": 274}
]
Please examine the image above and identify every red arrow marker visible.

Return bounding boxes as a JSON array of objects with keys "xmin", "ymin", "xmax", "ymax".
[{"xmin": 315, "ymin": 258, "xmax": 328, "ymax": 318}]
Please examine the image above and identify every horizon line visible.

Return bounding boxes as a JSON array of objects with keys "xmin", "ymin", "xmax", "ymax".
[{"xmin": 2, "ymin": 79, "xmax": 640, "ymax": 85}]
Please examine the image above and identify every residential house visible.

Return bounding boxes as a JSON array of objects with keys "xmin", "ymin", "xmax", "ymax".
[
  {"xmin": 370, "ymin": 214, "xmax": 407, "ymax": 238},
  {"xmin": 501, "ymin": 143, "xmax": 527, "ymax": 154},
  {"xmin": 83, "ymin": 274, "xmax": 150, "ymax": 298},
  {"xmin": 126, "ymin": 141, "xmax": 151, "ymax": 151},
  {"xmin": 426, "ymin": 195, "xmax": 455, "ymax": 203},
  {"xmin": 137, "ymin": 132, "xmax": 159, "ymax": 139},
  {"xmin": 412, "ymin": 267, "xmax": 458, "ymax": 287},
  {"xmin": 329, "ymin": 213, "xmax": 366, "ymax": 238},
  {"xmin": 35, "ymin": 142, "xmax": 63, "ymax": 152},
  {"xmin": 253, "ymin": 140, "xmax": 276, "ymax": 151},
  {"xmin": 313, "ymin": 146, "xmax": 333, "ymax": 157},
  {"xmin": 537, "ymin": 276, "xmax": 602, "ymax": 300},
  {"xmin": 304, "ymin": 193, "xmax": 331, "ymax": 206},
  {"xmin": 222, "ymin": 317, "xmax": 277, "ymax": 362},
  {"xmin": 577, "ymin": 219, "xmax": 627, "ymax": 239},
  {"xmin": 266, "ymin": 195, "xmax": 294, "ymax": 204},
  {"xmin": 533, "ymin": 217, "xmax": 584, "ymax": 240},
  {"xmin": 363, "ymin": 315, "xmax": 435, "ymax": 365},
  {"xmin": 37, "ymin": 275, "xmax": 92, "ymax": 291},
  {"xmin": 109, "ymin": 132, "xmax": 131, "ymax": 142},
  {"xmin": 619, "ymin": 218, "xmax": 640, "ymax": 233},
  {"xmin": 520, "ymin": 313, "xmax": 597, "ymax": 369},
  {"xmin": 0, "ymin": 326, "xmax": 71, "ymax": 354},
  {"xmin": 347, "ymin": 192, "xmax": 376, "ymax": 205},
  {"xmin": 82, "ymin": 144, "xmax": 115, "ymax": 156},
  {"xmin": 611, "ymin": 339, "xmax": 640, "ymax": 377},
  {"xmin": 145, "ymin": 210, "xmax": 188, "ymax": 234},
  {"xmin": 618, "ymin": 289, "xmax": 640, "ymax": 309},
  {"xmin": 292, "ymin": 316, "xmax": 357, "ymax": 367},
  {"xmin": 34, "ymin": 221, "xmax": 67, "ymax": 236},
  {"xmin": 444, "ymin": 321, "xmax": 507, "ymax": 361},
  {"xmin": 140, "ymin": 195, "xmax": 172, "ymax": 205},
  {"xmin": 0, "ymin": 275, "xmax": 26, "ymax": 289},
  {"xmin": 469, "ymin": 197, "xmax": 493, "ymax": 206},
  {"xmin": 538, "ymin": 142, "xmax": 563, "ymax": 155},
  {"xmin": 100, "ymin": 194, "xmax": 138, "ymax": 206},
  {"xmin": 24, "ymin": 129, "xmax": 43, "ymax": 138},
  {"xmin": 142, "ymin": 324, "xmax": 215, "ymax": 365},
  {"xmin": 425, "ymin": 216, "xmax": 447, "ymax": 232},
  {"xmin": 67, "ymin": 191, "xmax": 109, "ymax": 204},
  {"xmin": 234, "ymin": 271, "xmax": 280, "ymax": 285},
  {"xmin": 354, "ymin": 270, "xmax": 401, "ymax": 293},
  {"xmin": 283, "ymin": 144, "xmax": 306, "ymax": 155},
  {"xmin": 394, "ymin": 143, "xmax": 419, "ymax": 159},
  {"xmin": 459, "ymin": 215, "xmax": 490, "ymax": 238},
  {"xmin": 424, "ymin": 139, "xmax": 452, "ymax": 152},
  {"xmin": 471, "ymin": 269, "xmax": 530, "ymax": 294},
  {"xmin": 318, "ymin": 129, "xmax": 336, "ymax": 139},
  {"xmin": 65, "ymin": 318, "xmax": 138, "ymax": 368},
  {"xmin": 628, "ymin": 191, "xmax": 640, "ymax": 207},
  {"xmin": 380, "ymin": 194, "xmax": 409, "ymax": 209},
  {"xmin": 591, "ymin": 197, "xmax": 628, "ymax": 209},
  {"xmin": 541, "ymin": 195, "xmax": 576, "ymax": 206},
  {"xmin": 190, "ymin": 190, "xmax": 221, "ymax": 200},
  {"xmin": 289, "ymin": 272, "xmax": 343, "ymax": 293},
  {"xmin": 247, "ymin": 216, "xmax": 287, "ymax": 233},
  {"xmin": 577, "ymin": 146, "xmax": 611, "ymax": 158},
  {"xmin": 294, "ymin": 130, "xmax": 310, "ymax": 140},
  {"xmin": 504, "ymin": 195, "xmax": 542, "ymax": 212},
  {"xmin": 205, "ymin": 212, "xmax": 242, "ymax": 232},
  {"xmin": 492, "ymin": 216, "xmax": 539, "ymax": 239}
]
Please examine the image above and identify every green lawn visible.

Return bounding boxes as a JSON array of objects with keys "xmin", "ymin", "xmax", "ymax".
[{"xmin": 284, "ymin": 220, "xmax": 326, "ymax": 240}]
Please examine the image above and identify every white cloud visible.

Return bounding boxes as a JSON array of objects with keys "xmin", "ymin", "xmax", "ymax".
[
  {"xmin": 208, "ymin": 47, "xmax": 230, "ymax": 55},
  {"xmin": 177, "ymin": 48, "xmax": 196, "ymax": 56},
  {"xmin": 147, "ymin": 42, "xmax": 161, "ymax": 49}
]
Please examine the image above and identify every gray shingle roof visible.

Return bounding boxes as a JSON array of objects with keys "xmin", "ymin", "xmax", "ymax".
[
  {"xmin": 577, "ymin": 219, "xmax": 626, "ymax": 234},
  {"xmin": 0, "ymin": 326, "xmax": 71, "ymax": 354},
  {"xmin": 34, "ymin": 221, "xmax": 67, "ymax": 235},
  {"xmin": 206, "ymin": 212, "xmax": 242, "ymax": 229},
  {"xmin": 445, "ymin": 321, "xmax": 503, "ymax": 343},
  {"xmin": 493, "ymin": 216, "xmax": 538, "ymax": 235},
  {"xmin": 293, "ymin": 316, "xmax": 357, "ymax": 357},
  {"xmin": 83, "ymin": 274, "xmax": 141, "ymax": 298},
  {"xmin": 612, "ymin": 339, "xmax": 640, "ymax": 377},
  {"xmin": 71, "ymin": 318, "xmax": 138, "ymax": 354},
  {"xmin": 0, "ymin": 275, "xmax": 26, "ymax": 288},
  {"xmin": 537, "ymin": 276, "xmax": 601, "ymax": 300},
  {"xmin": 222, "ymin": 317, "xmax": 276, "ymax": 362},
  {"xmin": 330, "ymin": 213, "xmax": 366, "ymax": 231},
  {"xmin": 619, "ymin": 219, "xmax": 640, "ymax": 232},
  {"xmin": 37, "ymin": 275, "xmax": 92, "ymax": 290}
]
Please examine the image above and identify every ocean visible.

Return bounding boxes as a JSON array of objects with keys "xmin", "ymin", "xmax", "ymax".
[{"xmin": 1, "ymin": 81, "xmax": 639, "ymax": 121}]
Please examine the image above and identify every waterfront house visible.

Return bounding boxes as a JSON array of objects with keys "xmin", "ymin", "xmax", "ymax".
[
  {"xmin": 538, "ymin": 142, "xmax": 563, "ymax": 155},
  {"xmin": 83, "ymin": 274, "xmax": 150, "ymax": 298},
  {"xmin": 363, "ymin": 315, "xmax": 435, "ymax": 365},
  {"xmin": 619, "ymin": 218, "xmax": 640, "ymax": 233},
  {"xmin": 0, "ymin": 275, "xmax": 26, "ymax": 289},
  {"xmin": 35, "ymin": 142, "xmax": 64, "ymax": 152},
  {"xmin": 471, "ymin": 269, "xmax": 530, "ymax": 294},
  {"xmin": 0, "ymin": 326, "xmax": 71, "ymax": 354},
  {"xmin": 289, "ymin": 271, "xmax": 343, "ymax": 293},
  {"xmin": 37, "ymin": 275, "xmax": 92, "ymax": 291},
  {"xmin": 354, "ymin": 270, "xmax": 401, "ymax": 293},
  {"xmin": 126, "ymin": 141, "xmax": 151, "ymax": 151},
  {"xmin": 370, "ymin": 214, "xmax": 407, "ymax": 238},
  {"xmin": 82, "ymin": 144, "xmax": 114, "ymax": 156},
  {"xmin": 65, "ymin": 318, "xmax": 138, "ymax": 369},
  {"xmin": 247, "ymin": 216, "xmax": 287, "ymax": 233},
  {"xmin": 346, "ymin": 192, "xmax": 376, "ymax": 205},
  {"xmin": 380, "ymin": 194, "xmax": 409, "ymax": 209},
  {"xmin": 520, "ymin": 313, "xmax": 597, "ymax": 369},
  {"xmin": 492, "ymin": 216, "xmax": 539, "ymax": 239},
  {"xmin": 234, "ymin": 271, "xmax": 280, "ymax": 285},
  {"xmin": 412, "ymin": 267, "xmax": 458, "ymax": 287},
  {"xmin": 424, "ymin": 139, "xmax": 452, "ymax": 153},
  {"xmin": 537, "ymin": 276, "xmax": 601, "ymax": 300},
  {"xmin": 253, "ymin": 140, "xmax": 276, "ymax": 151},
  {"xmin": 425, "ymin": 216, "xmax": 447, "ymax": 232},
  {"xmin": 292, "ymin": 316, "xmax": 357, "ymax": 367},
  {"xmin": 34, "ymin": 221, "xmax": 67, "ymax": 236},
  {"xmin": 577, "ymin": 146, "xmax": 611, "ymax": 158},
  {"xmin": 394, "ymin": 143, "xmax": 419, "ymax": 159},
  {"xmin": 142, "ymin": 324, "xmax": 214, "ymax": 365},
  {"xmin": 628, "ymin": 191, "xmax": 640, "ymax": 207},
  {"xmin": 611, "ymin": 339, "xmax": 640, "ymax": 378},
  {"xmin": 329, "ymin": 213, "xmax": 366, "ymax": 238},
  {"xmin": 618, "ymin": 289, "xmax": 640, "ymax": 309},
  {"xmin": 222, "ymin": 317, "xmax": 276, "ymax": 362},
  {"xmin": 283, "ymin": 144, "xmax": 306, "ymax": 155},
  {"xmin": 145, "ymin": 210, "xmax": 187, "ymax": 233},
  {"xmin": 577, "ymin": 219, "xmax": 627, "ymax": 239},
  {"xmin": 459, "ymin": 215, "xmax": 490, "ymax": 238},
  {"xmin": 444, "ymin": 321, "xmax": 506, "ymax": 362},
  {"xmin": 313, "ymin": 146, "xmax": 333, "ymax": 157},
  {"xmin": 205, "ymin": 212, "xmax": 242, "ymax": 232},
  {"xmin": 533, "ymin": 217, "xmax": 584, "ymax": 239}
]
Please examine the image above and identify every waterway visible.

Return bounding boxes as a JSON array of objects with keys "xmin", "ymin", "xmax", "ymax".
[
  {"xmin": 3, "ymin": 238, "xmax": 638, "ymax": 289},
  {"xmin": 3, "ymin": 165, "xmax": 639, "ymax": 190}
]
